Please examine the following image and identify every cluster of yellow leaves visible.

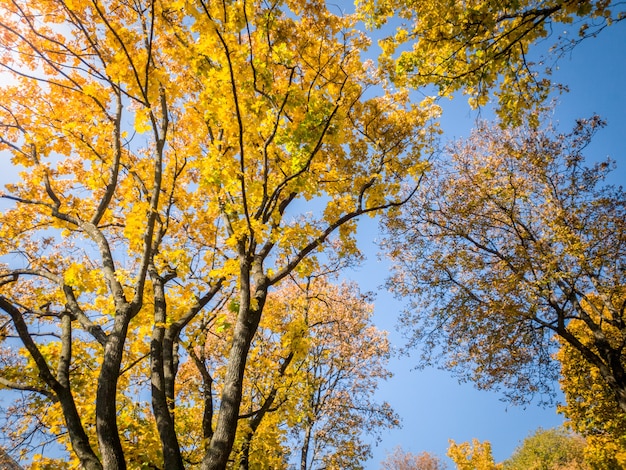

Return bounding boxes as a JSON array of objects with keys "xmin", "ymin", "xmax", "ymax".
[
  {"xmin": 356, "ymin": 0, "xmax": 622, "ymax": 125},
  {"xmin": 557, "ymin": 302, "xmax": 626, "ymax": 469},
  {"xmin": 447, "ymin": 439, "xmax": 501, "ymax": 470}
]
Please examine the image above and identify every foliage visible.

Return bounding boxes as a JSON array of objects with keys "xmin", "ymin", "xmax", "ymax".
[
  {"xmin": 1, "ymin": 0, "xmax": 622, "ymax": 468},
  {"xmin": 380, "ymin": 445, "xmax": 447, "ymax": 470},
  {"xmin": 1, "ymin": 274, "xmax": 398, "ymax": 470},
  {"xmin": 277, "ymin": 278, "xmax": 399, "ymax": 470},
  {"xmin": 447, "ymin": 439, "xmax": 501, "ymax": 470},
  {"xmin": 193, "ymin": 275, "xmax": 399, "ymax": 470},
  {"xmin": 0, "ymin": 0, "xmax": 435, "ymax": 468},
  {"xmin": 502, "ymin": 427, "xmax": 589, "ymax": 470},
  {"xmin": 557, "ymin": 311, "xmax": 626, "ymax": 469},
  {"xmin": 382, "ymin": 116, "xmax": 626, "ymax": 409},
  {"xmin": 357, "ymin": 0, "xmax": 626, "ymax": 124}
]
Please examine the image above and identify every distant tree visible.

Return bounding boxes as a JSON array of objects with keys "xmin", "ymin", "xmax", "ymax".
[
  {"xmin": 380, "ymin": 446, "xmax": 447, "ymax": 470},
  {"xmin": 383, "ymin": 117, "xmax": 626, "ymax": 409},
  {"xmin": 502, "ymin": 427, "xmax": 589, "ymax": 470},
  {"xmin": 447, "ymin": 439, "xmax": 501, "ymax": 470},
  {"xmin": 557, "ymin": 309, "xmax": 626, "ymax": 469},
  {"xmin": 193, "ymin": 276, "xmax": 399, "ymax": 470},
  {"xmin": 280, "ymin": 280, "xmax": 399, "ymax": 470}
]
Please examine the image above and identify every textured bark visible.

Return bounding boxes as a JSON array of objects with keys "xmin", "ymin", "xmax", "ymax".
[
  {"xmin": 187, "ymin": 345, "xmax": 215, "ymax": 449},
  {"xmin": 238, "ymin": 432, "xmax": 252, "ymax": 470},
  {"xmin": 201, "ymin": 309, "xmax": 260, "ymax": 470},
  {"xmin": 0, "ymin": 447, "xmax": 24, "ymax": 470},
  {"xmin": 96, "ymin": 319, "xmax": 130, "ymax": 470},
  {"xmin": 58, "ymin": 312, "xmax": 104, "ymax": 470},
  {"xmin": 151, "ymin": 338, "xmax": 183, "ymax": 469},
  {"xmin": 201, "ymin": 258, "xmax": 268, "ymax": 470},
  {"xmin": 299, "ymin": 420, "xmax": 313, "ymax": 470},
  {"xmin": 150, "ymin": 274, "xmax": 184, "ymax": 470}
]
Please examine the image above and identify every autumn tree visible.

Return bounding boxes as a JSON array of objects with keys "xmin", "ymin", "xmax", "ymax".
[
  {"xmin": 380, "ymin": 446, "xmax": 447, "ymax": 470},
  {"xmin": 557, "ymin": 311, "xmax": 626, "ymax": 468},
  {"xmin": 447, "ymin": 439, "xmax": 501, "ymax": 470},
  {"xmin": 502, "ymin": 427, "xmax": 588, "ymax": 470},
  {"xmin": 357, "ymin": 0, "xmax": 625, "ymax": 124},
  {"xmin": 382, "ymin": 117, "xmax": 626, "ymax": 410},
  {"xmin": 187, "ymin": 274, "xmax": 399, "ymax": 470},
  {"xmin": 0, "ymin": 0, "xmax": 438, "ymax": 468},
  {"xmin": 280, "ymin": 278, "xmax": 398, "ymax": 470},
  {"xmin": 2, "ymin": 0, "xmax": 621, "ymax": 469}
]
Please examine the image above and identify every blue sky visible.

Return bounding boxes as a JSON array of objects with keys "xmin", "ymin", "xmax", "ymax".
[{"xmin": 349, "ymin": 18, "xmax": 626, "ymax": 468}]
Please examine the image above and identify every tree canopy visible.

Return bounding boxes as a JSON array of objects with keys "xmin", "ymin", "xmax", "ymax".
[
  {"xmin": 557, "ymin": 311, "xmax": 626, "ymax": 468},
  {"xmin": 383, "ymin": 116, "xmax": 626, "ymax": 408},
  {"xmin": 0, "ymin": 0, "xmax": 433, "ymax": 467},
  {"xmin": 357, "ymin": 0, "xmax": 625, "ymax": 123},
  {"xmin": 502, "ymin": 427, "xmax": 588, "ymax": 470},
  {"xmin": 0, "ymin": 0, "xmax": 624, "ymax": 468},
  {"xmin": 380, "ymin": 446, "xmax": 447, "ymax": 470},
  {"xmin": 447, "ymin": 439, "xmax": 501, "ymax": 470}
]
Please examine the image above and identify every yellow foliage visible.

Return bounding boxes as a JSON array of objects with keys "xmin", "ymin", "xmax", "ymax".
[
  {"xmin": 557, "ymin": 302, "xmax": 626, "ymax": 469},
  {"xmin": 2, "ymin": 0, "xmax": 613, "ymax": 467},
  {"xmin": 357, "ymin": 0, "xmax": 618, "ymax": 125},
  {"xmin": 448, "ymin": 439, "xmax": 502, "ymax": 470}
]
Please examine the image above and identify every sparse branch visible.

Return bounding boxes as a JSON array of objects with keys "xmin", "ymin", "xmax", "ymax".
[
  {"xmin": 187, "ymin": 345, "xmax": 215, "ymax": 444},
  {"xmin": 61, "ymin": 285, "xmax": 108, "ymax": 346},
  {"xmin": 89, "ymin": 0, "xmax": 151, "ymax": 104},
  {"xmin": 0, "ymin": 377, "xmax": 56, "ymax": 400},
  {"xmin": 270, "ymin": 183, "xmax": 420, "ymax": 286},
  {"xmin": 130, "ymin": 88, "xmax": 168, "ymax": 314},
  {"xmin": 91, "ymin": 89, "xmax": 123, "ymax": 226}
]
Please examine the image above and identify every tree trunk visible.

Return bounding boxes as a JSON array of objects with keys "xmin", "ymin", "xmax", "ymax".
[
  {"xmin": 238, "ymin": 431, "xmax": 253, "ymax": 470},
  {"xmin": 96, "ymin": 321, "xmax": 130, "ymax": 470},
  {"xmin": 201, "ymin": 258, "xmax": 268, "ymax": 470},
  {"xmin": 300, "ymin": 420, "xmax": 313, "ymax": 470},
  {"xmin": 150, "ymin": 275, "xmax": 184, "ymax": 469},
  {"xmin": 151, "ymin": 334, "xmax": 184, "ymax": 469},
  {"xmin": 0, "ymin": 297, "xmax": 103, "ymax": 470},
  {"xmin": 58, "ymin": 313, "xmax": 103, "ymax": 470},
  {"xmin": 201, "ymin": 307, "xmax": 260, "ymax": 470}
]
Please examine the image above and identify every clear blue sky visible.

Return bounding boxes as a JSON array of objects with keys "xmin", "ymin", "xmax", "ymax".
[{"xmin": 349, "ymin": 19, "xmax": 626, "ymax": 468}]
